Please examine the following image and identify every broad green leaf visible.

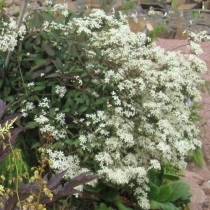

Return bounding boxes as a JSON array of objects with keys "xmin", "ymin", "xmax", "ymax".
[
  {"xmin": 62, "ymin": 108, "xmax": 70, "ymax": 113},
  {"xmin": 163, "ymin": 173, "xmax": 180, "ymax": 181},
  {"xmin": 150, "ymin": 201, "xmax": 177, "ymax": 210},
  {"xmin": 180, "ymin": 192, "xmax": 192, "ymax": 201},
  {"xmin": 147, "ymin": 182, "xmax": 160, "ymax": 200},
  {"xmin": 70, "ymin": 44, "xmax": 77, "ymax": 56},
  {"xmin": 49, "ymin": 108, "xmax": 56, "ymax": 117},
  {"xmin": 52, "ymin": 58, "xmax": 63, "ymax": 70},
  {"xmin": 45, "ymin": 73, "xmax": 60, "ymax": 78},
  {"xmin": 83, "ymin": 185, "xmax": 100, "ymax": 192},
  {"xmin": 31, "ymin": 59, "xmax": 46, "ymax": 71},
  {"xmin": 75, "ymin": 97, "xmax": 85, "ymax": 104},
  {"xmin": 42, "ymin": 44, "xmax": 55, "ymax": 56},
  {"xmin": 64, "ymin": 139, "xmax": 79, "ymax": 145},
  {"xmin": 159, "ymin": 202, "xmax": 178, "ymax": 210},
  {"xmin": 170, "ymin": 182, "xmax": 190, "ymax": 202},
  {"xmin": 26, "ymin": 121, "xmax": 37, "ymax": 129},
  {"xmin": 31, "ymin": 142, "xmax": 41, "ymax": 149},
  {"xmin": 95, "ymin": 203, "xmax": 113, "ymax": 210},
  {"xmin": 150, "ymin": 200, "xmax": 161, "ymax": 209},
  {"xmin": 79, "ymin": 105, "xmax": 88, "ymax": 114},
  {"xmin": 192, "ymin": 147, "xmax": 204, "ymax": 166},
  {"xmin": 35, "ymin": 36, "xmax": 41, "ymax": 46},
  {"xmin": 156, "ymin": 185, "xmax": 172, "ymax": 202},
  {"xmin": 33, "ymin": 44, "xmax": 41, "ymax": 51},
  {"xmin": 40, "ymin": 11, "xmax": 54, "ymax": 22},
  {"xmin": 34, "ymin": 86, "xmax": 45, "ymax": 91},
  {"xmin": 93, "ymin": 99, "xmax": 106, "ymax": 106},
  {"xmin": 101, "ymin": 190, "xmax": 119, "ymax": 202},
  {"xmin": 115, "ymin": 201, "xmax": 133, "ymax": 210},
  {"xmin": 53, "ymin": 142, "xmax": 65, "ymax": 150},
  {"xmin": 40, "ymin": 31, "xmax": 48, "ymax": 40}
]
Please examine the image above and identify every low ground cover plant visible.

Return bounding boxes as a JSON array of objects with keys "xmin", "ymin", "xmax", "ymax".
[{"xmin": 0, "ymin": 0, "xmax": 209, "ymax": 209}]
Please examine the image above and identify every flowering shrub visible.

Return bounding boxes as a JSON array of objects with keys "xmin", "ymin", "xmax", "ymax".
[{"xmin": 0, "ymin": 1, "xmax": 208, "ymax": 209}]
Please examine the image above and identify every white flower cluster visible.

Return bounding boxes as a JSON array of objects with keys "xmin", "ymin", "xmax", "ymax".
[
  {"xmin": 188, "ymin": 41, "xmax": 203, "ymax": 55},
  {"xmin": 46, "ymin": 149, "xmax": 97, "ymax": 188},
  {"xmin": 187, "ymin": 30, "xmax": 210, "ymax": 42},
  {"xmin": 21, "ymin": 98, "xmax": 67, "ymax": 141},
  {"xmin": 21, "ymin": 101, "xmax": 35, "ymax": 117},
  {"xmin": 45, "ymin": 9, "xmax": 207, "ymax": 208},
  {"xmin": 0, "ymin": 19, "xmax": 26, "ymax": 51},
  {"xmin": 52, "ymin": 3, "xmax": 69, "ymax": 17},
  {"xmin": 55, "ymin": 85, "xmax": 67, "ymax": 98}
]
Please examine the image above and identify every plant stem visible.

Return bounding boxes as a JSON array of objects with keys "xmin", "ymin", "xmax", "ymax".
[
  {"xmin": 8, "ymin": 138, "xmax": 22, "ymax": 210},
  {"xmin": 17, "ymin": 57, "xmax": 28, "ymax": 95}
]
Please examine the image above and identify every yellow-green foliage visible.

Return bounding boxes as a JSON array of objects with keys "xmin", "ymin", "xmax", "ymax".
[
  {"xmin": 0, "ymin": 148, "xmax": 29, "ymax": 187},
  {"xmin": 148, "ymin": 24, "xmax": 167, "ymax": 42}
]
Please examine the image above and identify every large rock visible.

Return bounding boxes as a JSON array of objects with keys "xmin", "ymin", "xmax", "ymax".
[{"xmin": 182, "ymin": 171, "xmax": 207, "ymax": 210}]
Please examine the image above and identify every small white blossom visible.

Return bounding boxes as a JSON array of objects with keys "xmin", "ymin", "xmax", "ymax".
[{"xmin": 55, "ymin": 85, "xmax": 67, "ymax": 98}]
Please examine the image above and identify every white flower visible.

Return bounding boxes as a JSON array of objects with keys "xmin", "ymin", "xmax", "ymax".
[
  {"xmin": 39, "ymin": 98, "xmax": 50, "ymax": 108},
  {"xmin": 34, "ymin": 115, "xmax": 49, "ymax": 125},
  {"xmin": 27, "ymin": 82, "xmax": 34, "ymax": 87},
  {"xmin": 55, "ymin": 113, "xmax": 66, "ymax": 125},
  {"xmin": 55, "ymin": 85, "xmax": 67, "ymax": 98}
]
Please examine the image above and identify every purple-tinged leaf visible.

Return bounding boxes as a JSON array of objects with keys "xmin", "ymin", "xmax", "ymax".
[
  {"xmin": 47, "ymin": 170, "xmax": 67, "ymax": 190},
  {"xmin": 0, "ymin": 113, "xmax": 22, "ymax": 127},
  {"xmin": 0, "ymin": 127, "xmax": 24, "ymax": 162},
  {"xmin": 63, "ymin": 172, "xmax": 99, "ymax": 190},
  {"xmin": 0, "ymin": 99, "xmax": 6, "ymax": 120}
]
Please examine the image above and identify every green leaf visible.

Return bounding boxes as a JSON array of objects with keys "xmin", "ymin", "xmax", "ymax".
[
  {"xmin": 52, "ymin": 58, "xmax": 63, "ymax": 70},
  {"xmin": 101, "ymin": 190, "xmax": 119, "ymax": 202},
  {"xmin": 42, "ymin": 44, "xmax": 55, "ymax": 56},
  {"xmin": 35, "ymin": 36, "xmax": 41, "ymax": 46},
  {"xmin": 180, "ymin": 192, "xmax": 192, "ymax": 201},
  {"xmin": 31, "ymin": 142, "xmax": 41, "ymax": 149},
  {"xmin": 159, "ymin": 202, "xmax": 178, "ymax": 210},
  {"xmin": 79, "ymin": 105, "xmax": 88, "ymax": 114},
  {"xmin": 31, "ymin": 59, "xmax": 46, "ymax": 71},
  {"xmin": 64, "ymin": 139, "xmax": 80, "ymax": 145},
  {"xmin": 40, "ymin": 31, "xmax": 48, "ymax": 40},
  {"xmin": 40, "ymin": 11, "xmax": 54, "ymax": 22},
  {"xmin": 93, "ymin": 99, "xmax": 106, "ymax": 106},
  {"xmin": 163, "ymin": 173, "xmax": 180, "ymax": 181},
  {"xmin": 62, "ymin": 108, "xmax": 70, "ymax": 113},
  {"xmin": 156, "ymin": 185, "xmax": 172, "ymax": 202},
  {"xmin": 150, "ymin": 201, "xmax": 178, "ymax": 210},
  {"xmin": 34, "ymin": 86, "xmax": 45, "ymax": 91},
  {"xmin": 45, "ymin": 73, "xmax": 60, "ymax": 78},
  {"xmin": 75, "ymin": 98, "xmax": 85, "ymax": 104},
  {"xmin": 115, "ymin": 201, "xmax": 133, "ymax": 210},
  {"xmin": 83, "ymin": 185, "xmax": 100, "ymax": 192},
  {"xmin": 70, "ymin": 44, "xmax": 77, "ymax": 57},
  {"xmin": 95, "ymin": 203, "xmax": 113, "ymax": 210},
  {"xmin": 53, "ymin": 142, "xmax": 65, "ymax": 150},
  {"xmin": 26, "ymin": 121, "xmax": 37, "ymax": 129},
  {"xmin": 147, "ymin": 182, "xmax": 160, "ymax": 200},
  {"xmin": 149, "ymin": 200, "xmax": 161, "ymax": 209},
  {"xmin": 170, "ymin": 182, "xmax": 190, "ymax": 202},
  {"xmin": 191, "ymin": 147, "xmax": 204, "ymax": 166}
]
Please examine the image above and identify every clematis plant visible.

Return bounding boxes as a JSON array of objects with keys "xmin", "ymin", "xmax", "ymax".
[{"xmin": 0, "ymin": 1, "xmax": 208, "ymax": 209}]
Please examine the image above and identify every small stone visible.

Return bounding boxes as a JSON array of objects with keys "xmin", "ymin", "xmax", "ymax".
[{"xmin": 202, "ymin": 202, "xmax": 209, "ymax": 208}]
